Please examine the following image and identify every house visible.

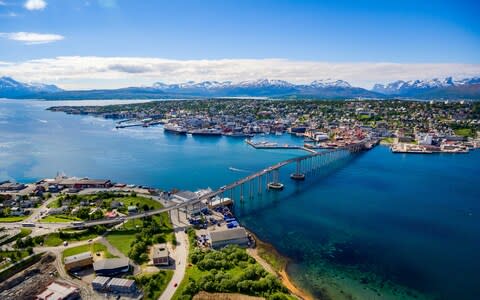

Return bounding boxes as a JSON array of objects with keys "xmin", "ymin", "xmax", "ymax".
[
  {"xmin": 104, "ymin": 210, "xmax": 118, "ymax": 218},
  {"xmin": 127, "ymin": 206, "xmax": 137, "ymax": 214},
  {"xmin": 110, "ymin": 200, "xmax": 122, "ymax": 209},
  {"xmin": 48, "ymin": 206, "xmax": 68, "ymax": 215},
  {"xmin": 0, "ymin": 181, "xmax": 26, "ymax": 192},
  {"xmin": 93, "ymin": 258, "xmax": 130, "ymax": 276},
  {"xmin": 64, "ymin": 252, "xmax": 93, "ymax": 271},
  {"xmin": 36, "ymin": 281, "xmax": 79, "ymax": 300},
  {"xmin": 152, "ymin": 243, "xmax": 169, "ymax": 266},
  {"xmin": 10, "ymin": 207, "xmax": 24, "ymax": 216},
  {"xmin": 208, "ymin": 227, "xmax": 250, "ymax": 249}
]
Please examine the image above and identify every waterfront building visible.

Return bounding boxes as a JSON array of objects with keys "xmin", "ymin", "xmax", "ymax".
[{"xmin": 208, "ymin": 227, "xmax": 249, "ymax": 249}]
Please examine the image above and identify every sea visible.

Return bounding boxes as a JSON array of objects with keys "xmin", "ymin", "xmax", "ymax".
[{"xmin": 1, "ymin": 99, "xmax": 479, "ymax": 300}]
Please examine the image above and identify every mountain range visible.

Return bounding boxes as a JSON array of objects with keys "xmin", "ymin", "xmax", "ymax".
[{"xmin": 1, "ymin": 76, "xmax": 479, "ymax": 100}]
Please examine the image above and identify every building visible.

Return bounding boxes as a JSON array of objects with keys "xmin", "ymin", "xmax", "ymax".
[
  {"xmin": 91, "ymin": 276, "xmax": 110, "ymax": 291},
  {"xmin": 36, "ymin": 281, "xmax": 79, "ymax": 300},
  {"xmin": 64, "ymin": 251, "xmax": 93, "ymax": 271},
  {"xmin": 106, "ymin": 277, "xmax": 137, "ymax": 294},
  {"xmin": 208, "ymin": 227, "xmax": 250, "ymax": 249},
  {"xmin": 0, "ymin": 181, "xmax": 26, "ymax": 192},
  {"xmin": 171, "ymin": 191, "xmax": 198, "ymax": 204},
  {"xmin": 152, "ymin": 243, "xmax": 169, "ymax": 266},
  {"xmin": 93, "ymin": 258, "xmax": 130, "ymax": 276},
  {"xmin": 51, "ymin": 177, "xmax": 112, "ymax": 190}
]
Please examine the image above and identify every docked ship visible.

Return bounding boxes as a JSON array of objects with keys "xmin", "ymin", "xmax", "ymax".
[
  {"xmin": 190, "ymin": 128, "xmax": 222, "ymax": 136},
  {"xmin": 223, "ymin": 132, "xmax": 254, "ymax": 138},
  {"xmin": 163, "ymin": 123, "xmax": 187, "ymax": 135}
]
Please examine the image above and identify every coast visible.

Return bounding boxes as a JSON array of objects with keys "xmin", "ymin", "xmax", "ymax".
[{"xmin": 246, "ymin": 232, "xmax": 314, "ymax": 300}]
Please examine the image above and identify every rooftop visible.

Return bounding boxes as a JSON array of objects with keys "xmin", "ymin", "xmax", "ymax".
[
  {"xmin": 152, "ymin": 243, "xmax": 169, "ymax": 258},
  {"xmin": 93, "ymin": 258, "xmax": 129, "ymax": 271},
  {"xmin": 36, "ymin": 281, "xmax": 78, "ymax": 300},
  {"xmin": 107, "ymin": 277, "xmax": 135, "ymax": 288},
  {"xmin": 91, "ymin": 276, "xmax": 110, "ymax": 285},
  {"xmin": 64, "ymin": 251, "xmax": 92, "ymax": 264},
  {"xmin": 209, "ymin": 227, "xmax": 248, "ymax": 243}
]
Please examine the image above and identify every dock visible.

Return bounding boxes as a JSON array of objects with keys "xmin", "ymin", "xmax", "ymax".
[{"xmin": 245, "ymin": 139, "xmax": 317, "ymax": 154}]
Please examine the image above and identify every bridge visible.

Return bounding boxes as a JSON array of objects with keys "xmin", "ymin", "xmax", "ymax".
[{"xmin": 47, "ymin": 139, "xmax": 374, "ymax": 229}]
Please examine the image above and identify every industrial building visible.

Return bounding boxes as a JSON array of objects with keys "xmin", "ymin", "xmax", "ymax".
[
  {"xmin": 106, "ymin": 277, "xmax": 137, "ymax": 294},
  {"xmin": 36, "ymin": 281, "xmax": 79, "ymax": 300},
  {"xmin": 152, "ymin": 243, "xmax": 169, "ymax": 266},
  {"xmin": 64, "ymin": 252, "xmax": 93, "ymax": 271},
  {"xmin": 208, "ymin": 227, "xmax": 250, "ymax": 249},
  {"xmin": 91, "ymin": 276, "xmax": 110, "ymax": 291},
  {"xmin": 93, "ymin": 258, "xmax": 130, "ymax": 276}
]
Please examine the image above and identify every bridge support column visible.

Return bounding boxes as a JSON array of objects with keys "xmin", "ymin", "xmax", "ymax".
[
  {"xmin": 240, "ymin": 183, "xmax": 244, "ymax": 202},
  {"xmin": 268, "ymin": 169, "xmax": 284, "ymax": 190},
  {"xmin": 290, "ymin": 160, "xmax": 305, "ymax": 180}
]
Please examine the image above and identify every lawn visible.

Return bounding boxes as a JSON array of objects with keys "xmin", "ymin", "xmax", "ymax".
[
  {"xmin": 38, "ymin": 229, "xmax": 102, "ymax": 247},
  {"xmin": 62, "ymin": 242, "xmax": 116, "ymax": 259},
  {"xmin": 454, "ymin": 128, "xmax": 474, "ymax": 138},
  {"xmin": 0, "ymin": 216, "xmax": 28, "ymax": 223},
  {"xmin": 105, "ymin": 231, "xmax": 137, "ymax": 256},
  {"xmin": 41, "ymin": 215, "xmax": 81, "ymax": 223}
]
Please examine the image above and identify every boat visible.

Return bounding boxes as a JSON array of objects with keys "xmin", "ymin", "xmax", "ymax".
[
  {"xmin": 223, "ymin": 132, "xmax": 254, "ymax": 138},
  {"xmin": 190, "ymin": 128, "xmax": 222, "ymax": 136},
  {"xmin": 163, "ymin": 124, "xmax": 187, "ymax": 135}
]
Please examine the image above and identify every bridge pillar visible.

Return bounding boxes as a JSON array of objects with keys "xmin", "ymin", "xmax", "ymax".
[
  {"xmin": 268, "ymin": 169, "xmax": 284, "ymax": 190},
  {"xmin": 290, "ymin": 160, "xmax": 305, "ymax": 180},
  {"xmin": 240, "ymin": 183, "xmax": 244, "ymax": 202}
]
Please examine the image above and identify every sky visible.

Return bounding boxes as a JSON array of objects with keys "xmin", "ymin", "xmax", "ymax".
[{"xmin": 0, "ymin": 0, "xmax": 480, "ymax": 89}]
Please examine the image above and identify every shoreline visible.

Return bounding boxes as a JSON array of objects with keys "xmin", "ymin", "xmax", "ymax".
[{"xmin": 246, "ymin": 231, "xmax": 314, "ymax": 300}]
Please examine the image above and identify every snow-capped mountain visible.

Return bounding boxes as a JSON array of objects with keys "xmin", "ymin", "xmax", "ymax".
[
  {"xmin": 0, "ymin": 76, "xmax": 62, "ymax": 98},
  {"xmin": 372, "ymin": 76, "xmax": 480, "ymax": 97}
]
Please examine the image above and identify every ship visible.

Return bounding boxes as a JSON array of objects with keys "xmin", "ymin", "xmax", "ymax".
[
  {"xmin": 223, "ymin": 132, "xmax": 254, "ymax": 138},
  {"xmin": 163, "ymin": 124, "xmax": 187, "ymax": 135},
  {"xmin": 189, "ymin": 128, "xmax": 222, "ymax": 136}
]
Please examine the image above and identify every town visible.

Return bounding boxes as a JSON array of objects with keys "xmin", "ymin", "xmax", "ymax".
[
  {"xmin": 49, "ymin": 99, "xmax": 480, "ymax": 154},
  {"xmin": 0, "ymin": 174, "xmax": 293, "ymax": 300}
]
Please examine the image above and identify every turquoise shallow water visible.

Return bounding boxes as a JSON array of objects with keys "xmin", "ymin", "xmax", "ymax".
[{"xmin": 1, "ymin": 100, "xmax": 479, "ymax": 300}]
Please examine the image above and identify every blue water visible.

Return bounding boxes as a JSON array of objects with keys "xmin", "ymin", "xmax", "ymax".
[{"xmin": 1, "ymin": 99, "xmax": 479, "ymax": 300}]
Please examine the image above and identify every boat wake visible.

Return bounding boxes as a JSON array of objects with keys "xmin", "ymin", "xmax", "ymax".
[{"xmin": 228, "ymin": 167, "xmax": 250, "ymax": 173}]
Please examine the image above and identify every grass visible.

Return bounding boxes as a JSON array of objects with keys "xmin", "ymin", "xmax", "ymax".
[
  {"xmin": 256, "ymin": 241, "xmax": 288, "ymax": 273},
  {"xmin": 0, "ymin": 250, "xmax": 30, "ymax": 269},
  {"xmin": 62, "ymin": 242, "xmax": 116, "ymax": 259},
  {"xmin": 0, "ymin": 216, "xmax": 28, "ymax": 223},
  {"xmin": 134, "ymin": 270, "xmax": 174, "ymax": 300},
  {"xmin": 40, "ymin": 215, "xmax": 81, "ymax": 223},
  {"xmin": 380, "ymin": 137, "xmax": 394, "ymax": 144},
  {"xmin": 39, "ymin": 230, "xmax": 100, "ymax": 247},
  {"xmin": 105, "ymin": 231, "xmax": 137, "ymax": 256},
  {"xmin": 454, "ymin": 128, "xmax": 474, "ymax": 138}
]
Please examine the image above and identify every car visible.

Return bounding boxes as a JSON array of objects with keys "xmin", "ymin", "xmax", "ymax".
[
  {"xmin": 173, "ymin": 283, "xmax": 178, "ymax": 287},
  {"xmin": 63, "ymin": 241, "xmax": 68, "ymax": 246},
  {"xmin": 88, "ymin": 239, "xmax": 92, "ymax": 243}
]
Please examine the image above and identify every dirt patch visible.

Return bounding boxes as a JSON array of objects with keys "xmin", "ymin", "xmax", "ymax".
[
  {"xmin": 0, "ymin": 253, "xmax": 58, "ymax": 300},
  {"xmin": 193, "ymin": 291, "xmax": 264, "ymax": 300}
]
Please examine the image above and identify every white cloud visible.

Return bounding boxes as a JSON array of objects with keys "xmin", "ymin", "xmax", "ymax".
[
  {"xmin": 24, "ymin": 0, "xmax": 46, "ymax": 10},
  {"xmin": 0, "ymin": 56, "xmax": 479, "ymax": 90},
  {"xmin": 0, "ymin": 32, "xmax": 63, "ymax": 44},
  {"xmin": 0, "ymin": 1, "xmax": 7, "ymax": 6}
]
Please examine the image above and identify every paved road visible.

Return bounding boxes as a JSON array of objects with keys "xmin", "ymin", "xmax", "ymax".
[{"xmin": 159, "ymin": 211, "xmax": 189, "ymax": 300}]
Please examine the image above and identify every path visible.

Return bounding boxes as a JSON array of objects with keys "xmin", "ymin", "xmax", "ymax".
[{"xmin": 159, "ymin": 211, "xmax": 189, "ymax": 300}]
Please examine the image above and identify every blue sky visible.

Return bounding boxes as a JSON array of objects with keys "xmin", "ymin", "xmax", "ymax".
[{"xmin": 1, "ymin": 0, "xmax": 480, "ymax": 89}]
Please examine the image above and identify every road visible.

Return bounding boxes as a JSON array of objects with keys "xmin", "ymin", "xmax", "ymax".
[{"xmin": 159, "ymin": 209, "xmax": 189, "ymax": 300}]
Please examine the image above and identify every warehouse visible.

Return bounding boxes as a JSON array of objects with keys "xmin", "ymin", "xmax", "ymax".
[
  {"xmin": 36, "ymin": 281, "xmax": 79, "ymax": 300},
  {"xmin": 64, "ymin": 252, "xmax": 93, "ymax": 271},
  {"xmin": 208, "ymin": 227, "xmax": 250, "ymax": 249},
  {"xmin": 93, "ymin": 258, "xmax": 130, "ymax": 276},
  {"xmin": 106, "ymin": 277, "xmax": 137, "ymax": 294},
  {"xmin": 91, "ymin": 276, "xmax": 110, "ymax": 291}
]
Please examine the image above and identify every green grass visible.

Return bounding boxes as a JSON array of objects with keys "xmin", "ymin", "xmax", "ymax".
[
  {"xmin": 39, "ymin": 230, "xmax": 100, "ymax": 247},
  {"xmin": 0, "ymin": 216, "xmax": 28, "ymax": 223},
  {"xmin": 40, "ymin": 215, "xmax": 81, "ymax": 223},
  {"xmin": 62, "ymin": 242, "xmax": 116, "ymax": 259},
  {"xmin": 381, "ymin": 137, "xmax": 394, "ymax": 144},
  {"xmin": 105, "ymin": 231, "xmax": 137, "ymax": 256},
  {"xmin": 47, "ymin": 199, "xmax": 61, "ymax": 208},
  {"xmin": 134, "ymin": 270, "xmax": 174, "ymax": 300},
  {"xmin": 454, "ymin": 128, "xmax": 474, "ymax": 138}
]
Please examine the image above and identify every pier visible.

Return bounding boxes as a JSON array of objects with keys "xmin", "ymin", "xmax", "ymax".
[{"xmin": 246, "ymin": 139, "xmax": 317, "ymax": 154}]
